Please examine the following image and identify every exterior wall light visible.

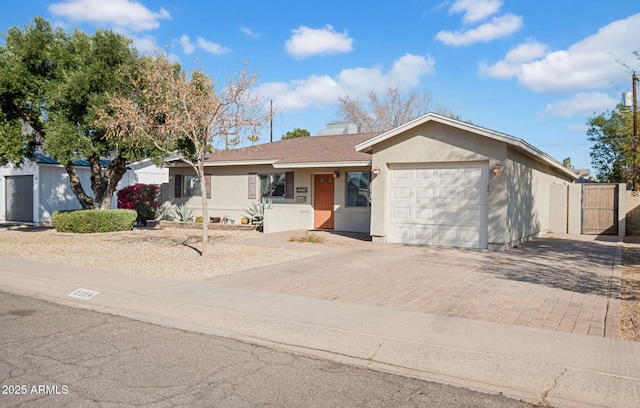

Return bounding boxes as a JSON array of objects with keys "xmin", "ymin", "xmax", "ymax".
[
  {"xmin": 493, "ymin": 163, "xmax": 501, "ymax": 175},
  {"xmin": 373, "ymin": 166, "xmax": 381, "ymax": 175}
]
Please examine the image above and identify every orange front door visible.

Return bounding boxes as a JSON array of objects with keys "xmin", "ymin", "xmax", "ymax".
[{"xmin": 314, "ymin": 174, "xmax": 334, "ymax": 229}]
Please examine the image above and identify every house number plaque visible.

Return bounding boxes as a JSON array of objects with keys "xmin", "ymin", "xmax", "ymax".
[{"xmin": 296, "ymin": 187, "xmax": 308, "ymax": 193}]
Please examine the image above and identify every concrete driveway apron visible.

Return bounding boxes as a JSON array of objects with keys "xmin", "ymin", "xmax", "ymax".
[{"xmin": 209, "ymin": 233, "xmax": 621, "ymax": 338}]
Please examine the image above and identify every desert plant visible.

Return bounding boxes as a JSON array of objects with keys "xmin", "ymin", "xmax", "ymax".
[
  {"xmin": 51, "ymin": 209, "xmax": 137, "ymax": 233},
  {"xmin": 175, "ymin": 203, "xmax": 195, "ymax": 222},
  {"xmin": 116, "ymin": 184, "xmax": 161, "ymax": 226},
  {"xmin": 244, "ymin": 198, "xmax": 272, "ymax": 225},
  {"xmin": 289, "ymin": 232, "xmax": 326, "ymax": 244}
]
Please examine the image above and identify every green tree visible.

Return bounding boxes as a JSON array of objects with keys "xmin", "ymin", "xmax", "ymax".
[
  {"xmin": 562, "ymin": 157, "xmax": 573, "ymax": 168},
  {"xmin": 587, "ymin": 104, "xmax": 633, "ymax": 183},
  {"xmin": 282, "ymin": 128, "xmax": 310, "ymax": 140},
  {"xmin": 98, "ymin": 53, "xmax": 269, "ymax": 256},
  {"xmin": 0, "ymin": 17, "xmax": 156, "ymax": 209}
]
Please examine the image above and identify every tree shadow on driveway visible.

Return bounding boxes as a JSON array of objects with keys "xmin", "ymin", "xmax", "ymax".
[{"xmin": 478, "ymin": 236, "xmax": 620, "ymax": 298}]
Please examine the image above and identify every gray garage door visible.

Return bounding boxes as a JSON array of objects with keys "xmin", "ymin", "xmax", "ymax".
[
  {"xmin": 5, "ymin": 175, "xmax": 33, "ymax": 222},
  {"xmin": 387, "ymin": 163, "xmax": 489, "ymax": 249}
]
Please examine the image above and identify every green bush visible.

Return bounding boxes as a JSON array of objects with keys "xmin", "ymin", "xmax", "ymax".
[{"xmin": 51, "ymin": 209, "xmax": 137, "ymax": 233}]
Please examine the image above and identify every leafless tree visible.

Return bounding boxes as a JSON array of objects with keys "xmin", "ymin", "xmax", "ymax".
[
  {"xmin": 336, "ymin": 87, "xmax": 453, "ymax": 133},
  {"xmin": 98, "ymin": 53, "xmax": 269, "ymax": 256}
]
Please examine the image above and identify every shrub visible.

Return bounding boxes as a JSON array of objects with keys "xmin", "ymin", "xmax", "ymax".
[
  {"xmin": 289, "ymin": 232, "xmax": 326, "ymax": 244},
  {"xmin": 117, "ymin": 184, "xmax": 161, "ymax": 226},
  {"xmin": 195, "ymin": 216, "xmax": 203, "ymax": 222},
  {"xmin": 51, "ymin": 209, "xmax": 137, "ymax": 233},
  {"xmin": 174, "ymin": 203, "xmax": 195, "ymax": 222}
]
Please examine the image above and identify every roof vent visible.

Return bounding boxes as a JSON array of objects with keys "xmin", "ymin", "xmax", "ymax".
[{"xmin": 317, "ymin": 122, "xmax": 361, "ymax": 136}]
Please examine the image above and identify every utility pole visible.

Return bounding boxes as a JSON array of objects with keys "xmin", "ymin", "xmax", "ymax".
[
  {"xmin": 633, "ymin": 73, "xmax": 638, "ymax": 191},
  {"xmin": 270, "ymin": 100, "xmax": 273, "ymax": 143}
]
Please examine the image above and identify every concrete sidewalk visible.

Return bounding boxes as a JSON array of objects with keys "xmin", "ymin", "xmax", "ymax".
[{"xmin": 0, "ymin": 243, "xmax": 639, "ymax": 408}]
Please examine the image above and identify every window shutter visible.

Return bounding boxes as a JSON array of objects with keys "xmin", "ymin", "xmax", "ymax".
[
  {"xmin": 248, "ymin": 173, "xmax": 257, "ymax": 199},
  {"xmin": 204, "ymin": 175, "xmax": 211, "ymax": 199},
  {"xmin": 174, "ymin": 174, "xmax": 182, "ymax": 198},
  {"xmin": 285, "ymin": 171, "xmax": 294, "ymax": 199}
]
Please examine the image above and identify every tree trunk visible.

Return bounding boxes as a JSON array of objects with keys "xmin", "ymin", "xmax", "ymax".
[
  {"xmin": 65, "ymin": 163, "xmax": 93, "ymax": 209},
  {"xmin": 95, "ymin": 155, "xmax": 128, "ymax": 210},
  {"xmin": 65, "ymin": 154, "xmax": 128, "ymax": 210},
  {"xmin": 198, "ymin": 161, "xmax": 209, "ymax": 257}
]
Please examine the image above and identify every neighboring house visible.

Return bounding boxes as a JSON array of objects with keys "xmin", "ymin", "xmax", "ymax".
[
  {"xmin": 167, "ymin": 113, "xmax": 576, "ymax": 250},
  {"xmin": 0, "ymin": 154, "xmax": 169, "ymax": 225}
]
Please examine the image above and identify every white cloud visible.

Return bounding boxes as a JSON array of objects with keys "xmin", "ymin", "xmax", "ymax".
[
  {"xmin": 542, "ymin": 92, "xmax": 619, "ymax": 117},
  {"xmin": 240, "ymin": 26, "xmax": 261, "ymax": 39},
  {"xmin": 49, "ymin": 0, "xmax": 170, "ymax": 32},
  {"xmin": 255, "ymin": 54, "xmax": 435, "ymax": 112},
  {"xmin": 436, "ymin": 13, "xmax": 522, "ymax": 46},
  {"xmin": 196, "ymin": 37, "xmax": 229, "ymax": 55},
  {"xmin": 449, "ymin": 0, "xmax": 503, "ymax": 24},
  {"xmin": 174, "ymin": 35, "xmax": 229, "ymax": 55},
  {"xmin": 131, "ymin": 35, "xmax": 157, "ymax": 54},
  {"xmin": 285, "ymin": 25, "xmax": 353, "ymax": 59},
  {"xmin": 479, "ymin": 41, "xmax": 549, "ymax": 78},
  {"xmin": 179, "ymin": 35, "xmax": 195, "ymax": 55},
  {"xmin": 482, "ymin": 13, "xmax": 640, "ymax": 92}
]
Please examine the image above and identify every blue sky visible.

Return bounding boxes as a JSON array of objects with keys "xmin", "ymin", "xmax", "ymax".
[{"xmin": 2, "ymin": 0, "xmax": 640, "ymax": 171}]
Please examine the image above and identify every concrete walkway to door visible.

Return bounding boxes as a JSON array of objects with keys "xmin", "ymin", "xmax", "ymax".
[{"xmin": 211, "ymin": 232, "xmax": 621, "ymax": 338}]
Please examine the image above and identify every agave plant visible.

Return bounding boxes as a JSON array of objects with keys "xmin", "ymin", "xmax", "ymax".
[
  {"xmin": 174, "ymin": 203, "xmax": 195, "ymax": 222},
  {"xmin": 244, "ymin": 198, "xmax": 272, "ymax": 225}
]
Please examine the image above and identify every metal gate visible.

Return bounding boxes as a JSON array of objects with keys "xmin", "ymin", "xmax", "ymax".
[
  {"xmin": 582, "ymin": 184, "xmax": 618, "ymax": 235},
  {"xmin": 5, "ymin": 175, "xmax": 34, "ymax": 223}
]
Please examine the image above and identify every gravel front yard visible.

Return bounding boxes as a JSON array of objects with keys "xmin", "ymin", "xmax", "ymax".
[
  {"xmin": 622, "ymin": 237, "xmax": 640, "ymax": 341},
  {"xmin": 0, "ymin": 226, "xmax": 323, "ymax": 281}
]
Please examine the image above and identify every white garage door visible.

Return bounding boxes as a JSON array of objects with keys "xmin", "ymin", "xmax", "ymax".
[{"xmin": 387, "ymin": 163, "xmax": 488, "ymax": 249}]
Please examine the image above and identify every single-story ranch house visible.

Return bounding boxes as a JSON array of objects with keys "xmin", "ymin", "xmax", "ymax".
[
  {"xmin": 1, "ymin": 155, "xmax": 168, "ymax": 225},
  {"xmin": 167, "ymin": 113, "xmax": 577, "ymax": 250}
]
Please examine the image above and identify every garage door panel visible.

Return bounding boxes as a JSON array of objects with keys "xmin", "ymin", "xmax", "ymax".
[
  {"xmin": 393, "ymin": 169, "xmax": 411, "ymax": 180},
  {"xmin": 439, "ymin": 168, "xmax": 459, "ymax": 178},
  {"xmin": 415, "ymin": 208, "xmax": 434, "ymax": 221},
  {"xmin": 416, "ymin": 187, "xmax": 433, "ymax": 199},
  {"xmin": 464, "ymin": 167, "xmax": 483, "ymax": 178},
  {"xmin": 392, "ymin": 187, "xmax": 411, "ymax": 200},
  {"xmin": 414, "ymin": 226, "xmax": 434, "ymax": 244},
  {"xmin": 416, "ymin": 169, "xmax": 434, "ymax": 179},
  {"xmin": 436, "ymin": 208, "xmax": 459, "ymax": 223},
  {"xmin": 391, "ymin": 225, "xmax": 412, "ymax": 241},
  {"xmin": 391, "ymin": 206, "xmax": 411, "ymax": 221},
  {"xmin": 438, "ymin": 188, "xmax": 459, "ymax": 201},
  {"xmin": 388, "ymin": 163, "xmax": 488, "ymax": 249},
  {"xmin": 464, "ymin": 187, "xmax": 482, "ymax": 200}
]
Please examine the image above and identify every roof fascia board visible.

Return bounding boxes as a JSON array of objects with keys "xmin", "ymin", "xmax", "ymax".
[
  {"xmin": 170, "ymin": 159, "xmax": 280, "ymax": 167},
  {"xmin": 272, "ymin": 161, "xmax": 371, "ymax": 169}
]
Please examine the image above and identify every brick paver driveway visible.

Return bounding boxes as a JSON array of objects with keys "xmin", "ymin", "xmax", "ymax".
[{"xmin": 209, "ymin": 233, "xmax": 621, "ymax": 338}]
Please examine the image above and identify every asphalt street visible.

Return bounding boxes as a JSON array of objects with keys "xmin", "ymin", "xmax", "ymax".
[{"xmin": 0, "ymin": 290, "xmax": 538, "ymax": 407}]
